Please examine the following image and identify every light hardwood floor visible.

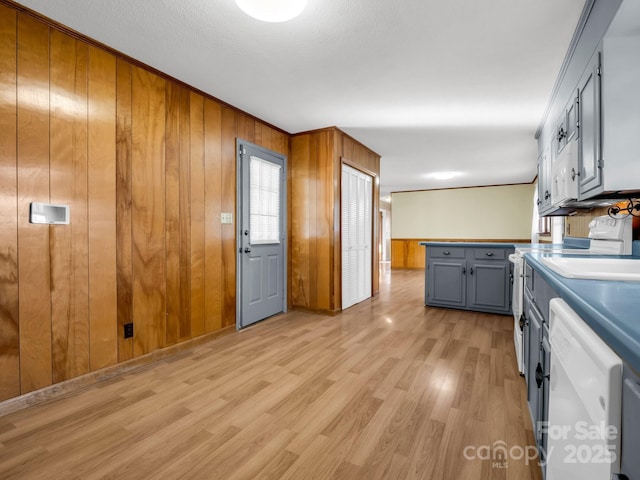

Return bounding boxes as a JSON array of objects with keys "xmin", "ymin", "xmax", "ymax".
[{"xmin": 0, "ymin": 268, "xmax": 542, "ymax": 480}]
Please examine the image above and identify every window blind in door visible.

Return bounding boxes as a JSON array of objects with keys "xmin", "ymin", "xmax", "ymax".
[{"xmin": 249, "ymin": 156, "xmax": 281, "ymax": 244}]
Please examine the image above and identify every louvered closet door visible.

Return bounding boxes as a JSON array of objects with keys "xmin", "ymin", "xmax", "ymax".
[{"xmin": 342, "ymin": 164, "xmax": 372, "ymax": 310}]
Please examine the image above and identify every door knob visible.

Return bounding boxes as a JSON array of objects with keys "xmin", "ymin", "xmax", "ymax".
[{"xmin": 244, "ymin": 247, "xmax": 251, "ymax": 253}]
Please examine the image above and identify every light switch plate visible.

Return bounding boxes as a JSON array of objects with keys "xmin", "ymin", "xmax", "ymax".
[{"xmin": 220, "ymin": 212, "xmax": 233, "ymax": 224}]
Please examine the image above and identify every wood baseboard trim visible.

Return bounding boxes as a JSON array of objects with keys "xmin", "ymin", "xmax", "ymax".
[
  {"xmin": 290, "ymin": 305, "xmax": 340, "ymax": 317},
  {"xmin": 0, "ymin": 326, "xmax": 235, "ymax": 417}
]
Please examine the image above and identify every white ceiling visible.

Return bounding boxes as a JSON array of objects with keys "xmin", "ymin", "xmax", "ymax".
[{"xmin": 16, "ymin": 0, "xmax": 586, "ymax": 196}]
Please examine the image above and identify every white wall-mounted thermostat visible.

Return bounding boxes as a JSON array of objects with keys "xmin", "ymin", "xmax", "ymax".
[{"xmin": 29, "ymin": 203, "xmax": 70, "ymax": 225}]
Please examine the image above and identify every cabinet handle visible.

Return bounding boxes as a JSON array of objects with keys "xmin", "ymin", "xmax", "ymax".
[
  {"xmin": 485, "ymin": 252, "xmax": 494, "ymax": 257},
  {"xmin": 571, "ymin": 168, "xmax": 580, "ymax": 181},
  {"xmin": 535, "ymin": 362, "xmax": 549, "ymax": 389},
  {"xmin": 544, "ymin": 190, "xmax": 550, "ymax": 200},
  {"xmin": 536, "ymin": 199, "xmax": 541, "ymax": 206},
  {"xmin": 462, "ymin": 267, "xmax": 466, "ymax": 275},
  {"xmin": 443, "ymin": 251, "xmax": 450, "ymax": 255},
  {"xmin": 519, "ymin": 314, "xmax": 526, "ymax": 331},
  {"xmin": 470, "ymin": 268, "xmax": 474, "ymax": 275}
]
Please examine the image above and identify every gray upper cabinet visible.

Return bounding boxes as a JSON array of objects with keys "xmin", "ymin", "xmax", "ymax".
[
  {"xmin": 593, "ymin": 0, "xmax": 640, "ymax": 198},
  {"xmin": 425, "ymin": 246, "xmax": 512, "ymax": 315},
  {"xmin": 565, "ymin": 96, "xmax": 578, "ymax": 146},
  {"xmin": 577, "ymin": 50, "xmax": 603, "ymax": 199},
  {"xmin": 540, "ymin": 94, "xmax": 580, "ymax": 215},
  {"xmin": 535, "ymin": 0, "xmax": 640, "ymax": 211},
  {"xmin": 555, "ymin": 94, "xmax": 579, "ymax": 159},
  {"xmin": 537, "ymin": 147, "xmax": 552, "ymax": 213}
]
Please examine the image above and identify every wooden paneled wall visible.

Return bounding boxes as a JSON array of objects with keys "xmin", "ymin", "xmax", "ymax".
[
  {"xmin": 391, "ymin": 239, "xmax": 427, "ymax": 269},
  {"xmin": 290, "ymin": 128, "xmax": 380, "ymax": 314},
  {"xmin": 0, "ymin": 5, "xmax": 288, "ymax": 401},
  {"xmin": 564, "ymin": 209, "xmax": 608, "ymax": 238},
  {"xmin": 565, "ymin": 202, "xmax": 640, "ymax": 239}
]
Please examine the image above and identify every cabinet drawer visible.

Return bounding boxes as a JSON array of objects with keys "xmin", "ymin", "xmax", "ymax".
[
  {"xmin": 473, "ymin": 248, "xmax": 506, "ymax": 260},
  {"xmin": 427, "ymin": 247, "xmax": 465, "ymax": 259}
]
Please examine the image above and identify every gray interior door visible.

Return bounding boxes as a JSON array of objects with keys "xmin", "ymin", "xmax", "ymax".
[{"xmin": 237, "ymin": 141, "xmax": 286, "ymax": 329}]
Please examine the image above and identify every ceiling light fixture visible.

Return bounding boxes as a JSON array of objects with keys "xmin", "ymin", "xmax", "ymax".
[
  {"xmin": 426, "ymin": 171, "xmax": 460, "ymax": 181},
  {"xmin": 234, "ymin": 0, "xmax": 307, "ymax": 22}
]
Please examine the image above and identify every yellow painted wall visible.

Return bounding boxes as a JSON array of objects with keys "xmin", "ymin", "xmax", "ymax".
[{"xmin": 391, "ymin": 184, "xmax": 536, "ymax": 239}]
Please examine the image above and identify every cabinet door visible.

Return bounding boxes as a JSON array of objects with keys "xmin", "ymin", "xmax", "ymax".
[
  {"xmin": 537, "ymin": 145, "xmax": 552, "ymax": 213},
  {"xmin": 467, "ymin": 261, "xmax": 510, "ymax": 313},
  {"xmin": 426, "ymin": 260, "xmax": 466, "ymax": 308},
  {"xmin": 540, "ymin": 331, "xmax": 551, "ymax": 466},
  {"xmin": 622, "ymin": 366, "xmax": 640, "ymax": 478},
  {"xmin": 565, "ymin": 96, "xmax": 578, "ymax": 145},
  {"xmin": 554, "ymin": 116, "xmax": 567, "ymax": 156},
  {"xmin": 523, "ymin": 294, "xmax": 531, "ymax": 383},
  {"xmin": 578, "ymin": 51, "xmax": 603, "ymax": 199},
  {"xmin": 526, "ymin": 303, "xmax": 543, "ymax": 441}
]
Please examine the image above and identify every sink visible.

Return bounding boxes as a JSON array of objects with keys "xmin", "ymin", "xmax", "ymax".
[{"xmin": 540, "ymin": 257, "xmax": 640, "ymax": 281}]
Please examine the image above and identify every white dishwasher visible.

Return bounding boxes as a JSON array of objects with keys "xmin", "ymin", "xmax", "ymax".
[{"xmin": 547, "ymin": 298, "xmax": 623, "ymax": 480}]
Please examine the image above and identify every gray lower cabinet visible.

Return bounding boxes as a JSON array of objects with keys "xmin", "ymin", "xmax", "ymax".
[
  {"xmin": 425, "ymin": 246, "xmax": 512, "ymax": 315},
  {"xmin": 427, "ymin": 259, "xmax": 466, "ymax": 307},
  {"xmin": 523, "ymin": 261, "xmax": 557, "ymax": 476},
  {"xmin": 525, "ymin": 294, "xmax": 543, "ymax": 442},
  {"xmin": 621, "ymin": 366, "xmax": 640, "ymax": 479},
  {"xmin": 525, "ymin": 259, "xmax": 640, "ymax": 479},
  {"xmin": 467, "ymin": 260, "xmax": 510, "ymax": 312}
]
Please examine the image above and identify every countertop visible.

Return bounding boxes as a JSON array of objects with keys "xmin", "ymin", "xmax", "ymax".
[
  {"xmin": 524, "ymin": 251, "xmax": 640, "ymax": 375},
  {"xmin": 419, "ymin": 241, "xmax": 515, "ymax": 248}
]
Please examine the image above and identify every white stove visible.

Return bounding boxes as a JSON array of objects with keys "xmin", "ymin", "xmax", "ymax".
[{"xmin": 508, "ymin": 215, "xmax": 632, "ymax": 375}]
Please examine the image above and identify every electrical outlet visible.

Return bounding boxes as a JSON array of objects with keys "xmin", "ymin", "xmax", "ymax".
[
  {"xmin": 220, "ymin": 212, "xmax": 233, "ymax": 224},
  {"xmin": 124, "ymin": 323, "xmax": 134, "ymax": 339}
]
